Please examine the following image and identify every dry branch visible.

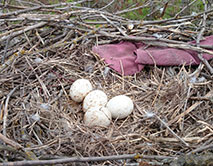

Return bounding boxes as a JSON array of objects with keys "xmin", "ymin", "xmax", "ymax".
[{"xmin": 0, "ymin": 154, "xmax": 174, "ymax": 166}]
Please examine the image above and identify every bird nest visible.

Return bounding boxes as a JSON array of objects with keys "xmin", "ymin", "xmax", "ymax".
[{"xmin": 0, "ymin": 1, "xmax": 213, "ymax": 166}]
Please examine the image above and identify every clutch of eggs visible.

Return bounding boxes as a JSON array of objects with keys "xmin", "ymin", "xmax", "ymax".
[{"xmin": 69, "ymin": 79, "xmax": 134, "ymax": 128}]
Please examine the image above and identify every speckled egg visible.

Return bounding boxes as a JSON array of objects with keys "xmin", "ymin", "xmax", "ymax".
[
  {"xmin": 70, "ymin": 79, "xmax": 93, "ymax": 102},
  {"xmin": 83, "ymin": 90, "xmax": 108, "ymax": 112},
  {"xmin": 84, "ymin": 106, "xmax": 111, "ymax": 127}
]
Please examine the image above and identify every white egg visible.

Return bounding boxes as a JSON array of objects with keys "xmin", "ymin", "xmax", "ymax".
[
  {"xmin": 106, "ymin": 95, "xmax": 134, "ymax": 119},
  {"xmin": 84, "ymin": 106, "xmax": 111, "ymax": 127},
  {"xmin": 70, "ymin": 79, "xmax": 93, "ymax": 102},
  {"xmin": 83, "ymin": 90, "xmax": 108, "ymax": 112}
]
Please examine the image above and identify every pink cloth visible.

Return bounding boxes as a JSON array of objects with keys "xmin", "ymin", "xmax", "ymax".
[{"xmin": 92, "ymin": 35, "xmax": 213, "ymax": 75}]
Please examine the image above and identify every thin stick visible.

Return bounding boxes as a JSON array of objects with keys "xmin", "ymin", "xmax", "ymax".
[
  {"xmin": 168, "ymin": 90, "xmax": 213, "ymax": 125},
  {"xmin": 115, "ymin": 2, "xmax": 150, "ymax": 15},
  {"xmin": 152, "ymin": 68, "xmax": 165, "ymax": 106},
  {"xmin": 0, "ymin": 154, "xmax": 174, "ymax": 166},
  {"xmin": 3, "ymin": 86, "xmax": 18, "ymax": 136},
  {"xmin": 0, "ymin": 0, "xmax": 91, "ymax": 19},
  {"xmin": 155, "ymin": 115, "xmax": 189, "ymax": 147},
  {"xmin": 0, "ymin": 133, "xmax": 23, "ymax": 150},
  {"xmin": 196, "ymin": 0, "xmax": 213, "ymax": 74},
  {"xmin": 119, "ymin": 60, "xmax": 125, "ymax": 90},
  {"xmin": 175, "ymin": 0, "xmax": 198, "ymax": 18},
  {"xmin": 0, "ymin": 22, "xmax": 47, "ymax": 43},
  {"xmin": 99, "ymin": 0, "xmax": 115, "ymax": 11},
  {"xmin": 187, "ymin": 143, "xmax": 213, "ymax": 154},
  {"xmin": 100, "ymin": 14, "xmax": 128, "ymax": 37}
]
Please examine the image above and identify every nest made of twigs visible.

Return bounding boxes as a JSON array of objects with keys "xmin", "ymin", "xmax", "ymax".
[{"xmin": 0, "ymin": 1, "xmax": 213, "ymax": 166}]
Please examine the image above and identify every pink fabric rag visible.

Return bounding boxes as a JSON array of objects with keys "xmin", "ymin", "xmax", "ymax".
[{"xmin": 92, "ymin": 35, "xmax": 213, "ymax": 75}]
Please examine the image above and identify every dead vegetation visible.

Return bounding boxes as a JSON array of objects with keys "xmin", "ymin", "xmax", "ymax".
[{"xmin": 0, "ymin": 0, "xmax": 213, "ymax": 165}]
